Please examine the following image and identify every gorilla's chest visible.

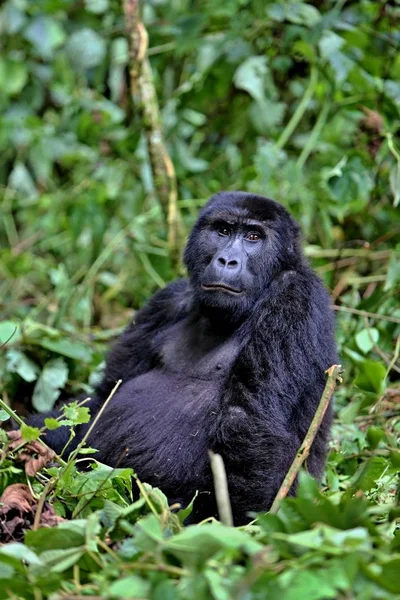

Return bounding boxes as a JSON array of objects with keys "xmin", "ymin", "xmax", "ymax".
[{"xmin": 157, "ymin": 318, "xmax": 240, "ymax": 380}]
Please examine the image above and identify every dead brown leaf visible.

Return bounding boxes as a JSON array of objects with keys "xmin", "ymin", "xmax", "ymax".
[
  {"xmin": 7, "ymin": 430, "xmax": 56, "ymax": 476},
  {"xmin": 361, "ymin": 107, "xmax": 384, "ymax": 132},
  {"xmin": 0, "ymin": 483, "xmax": 65, "ymax": 543},
  {"xmin": 0, "ymin": 484, "xmax": 35, "ymax": 542}
]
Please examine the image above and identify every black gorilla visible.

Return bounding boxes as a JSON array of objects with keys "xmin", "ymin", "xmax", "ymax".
[{"xmin": 28, "ymin": 192, "xmax": 337, "ymax": 524}]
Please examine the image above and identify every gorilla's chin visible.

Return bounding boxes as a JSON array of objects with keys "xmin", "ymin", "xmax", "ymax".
[{"xmin": 195, "ymin": 286, "xmax": 250, "ymax": 327}]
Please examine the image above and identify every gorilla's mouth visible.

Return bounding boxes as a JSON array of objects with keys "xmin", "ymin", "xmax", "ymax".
[{"xmin": 201, "ymin": 283, "xmax": 243, "ymax": 295}]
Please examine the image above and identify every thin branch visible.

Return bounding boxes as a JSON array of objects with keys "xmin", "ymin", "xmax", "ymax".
[
  {"xmin": 66, "ymin": 380, "xmax": 122, "ymax": 465},
  {"xmin": 333, "ymin": 304, "xmax": 400, "ymax": 325},
  {"xmin": 269, "ymin": 364, "xmax": 341, "ymax": 514},
  {"xmin": 123, "ymin": 0, "xmax": 183, "ymax": 266},
  {"xmin": 208, "ymin": 450, "xmax": 233, "ymax": 526}
]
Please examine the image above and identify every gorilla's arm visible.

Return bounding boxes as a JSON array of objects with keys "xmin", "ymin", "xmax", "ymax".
[
  {"xmin": 214, "ymin": 268, "xmax": 336, "ymax": 522},
  {"xmin": 95, "ymin": 279, "xmax": 190, "ymax": 401},
  {"xmin": 25, "ymin": 280, "xmax": 190, "ymax": 455}
]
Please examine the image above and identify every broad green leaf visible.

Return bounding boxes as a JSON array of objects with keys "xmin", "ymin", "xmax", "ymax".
[
  {"xmin": 0, "ymin": 58, "xmax": 28, "ymax": 96},
  {"xmin": 353, "ymin": 360, "xmax": 386, "ymax": 395},
  {"xmin": 20, "ymin": 424, "xmax": 41, "ymax": 442},
  {"xmin": 349, "ymin": 456, "xmax": 388, "ymax": 493},
  {"xmin": 24, "ymin": 16, "xmax": 65, "ymax": 60},
  {"xmin": 6, "ymin": 349, "xmax": 39, "ymax": 382},
  {"xmin": 44, "ymin": 418, "xmax": 61, "ymax": 430},
  {"xmin": 0, "ymin": 543, "xmax": 42, "ymax": 565},
  {"xmin": 37, "ymin": 337, "xmax": 93, "ymax": 362},
  {"xmin": 234, "ymin": 56, "xmax": 269, "ymax": 104},
  {"xmin": 285, "ymin": 3, "xmax": 321, "ymax": 27},
  {"xmin": 8, "ymin": 162, "xmax": 37, "ymax": 199},
  {"xmin": 32, "ymin": 358, "xmax": 68, "ymax": 412},
  {"xmin": 85, "ymin": 0, "xmax": 109, "ymax": 13},
  {"xmin": 66, "ymin": 28, "xmax": 106, "ymax": 70},
  {"xmin": 366, "ymin": 426, "xmax": 386, "ymax": 449},
  {"xmin": 355, "ymin": 328, "xmax": 379, "ymax": 354},
  {"xmin": 376, "ymin": 558, "xmax": 400, "ymax": 593},
  {"xmin": 0, "ymin": 409, "xmax": 10, "ymax": 422},
  {"xmin": 62, "ymin": 403, "xmax": 91, "ymax": 425},
  {"xmin": 0, "ymin": 321, "xmax": 21, "ymax": 345},
  {"xmin": 109, "ymin": 576, "xmax": 150, "ymax": 598},
  {"xmin": 165, "ymin": 524, "xmax": 262, "ymax": 567},
  {"xmin": 38, "ymin": 548, "xmax": 84, "ymax": 572}
]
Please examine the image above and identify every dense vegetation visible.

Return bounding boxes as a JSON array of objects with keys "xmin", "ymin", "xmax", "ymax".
[{"xmin": 0, "ymin": 0, "xmax": 399, "ymax": 598}]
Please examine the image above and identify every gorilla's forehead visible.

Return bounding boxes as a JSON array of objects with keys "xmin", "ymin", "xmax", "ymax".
[{"xmin": 202, "ymin": 191, "xmax": 288, "ymax": 224}]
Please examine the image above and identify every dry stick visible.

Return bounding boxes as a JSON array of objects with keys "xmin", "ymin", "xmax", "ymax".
[
  {"xmin": 269, "ymin": 364, "xmax": 341, "ymax": 514},
  {"xmin": 208, "ymin": 450, "xmax": 233, "ymax": 527},
  {"xmin": 123, "ymin": 0, "xmax": 183, "ymax": 267}
]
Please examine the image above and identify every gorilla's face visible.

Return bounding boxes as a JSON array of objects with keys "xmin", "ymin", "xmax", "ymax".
[{"xmin": 184, "ymin": 192, "xmax": 301, "ymax": 325}]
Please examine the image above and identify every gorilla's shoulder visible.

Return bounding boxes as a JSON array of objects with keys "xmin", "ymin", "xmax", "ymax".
[{"xmin": 134, "ymin": 279, "xmax": 191, "ymax": 327}]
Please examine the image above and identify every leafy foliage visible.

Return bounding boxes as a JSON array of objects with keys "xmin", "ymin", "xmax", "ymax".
[{"xmin": 0, "ymin": 0, "xmax": 399, "ymax": 598}]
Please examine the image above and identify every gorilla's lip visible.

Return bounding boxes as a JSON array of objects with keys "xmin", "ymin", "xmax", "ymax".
[{"xmin": 201, "ymin": 283, "xmax": 243, "ymax": 295}]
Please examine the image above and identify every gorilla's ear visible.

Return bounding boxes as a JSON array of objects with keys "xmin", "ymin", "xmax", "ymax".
[{"xmin": 284, "ymin": 219, "xmax": 302, "ymax": 258}]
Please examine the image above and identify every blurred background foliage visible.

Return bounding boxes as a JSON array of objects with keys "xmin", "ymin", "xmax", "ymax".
[
  {"xmin": 0, "ymin": 0, "xmax": 399, "ymax": 492},
  {"xmin": 0, "ymin": 1, "xmax": 400, "ymax": 597}
]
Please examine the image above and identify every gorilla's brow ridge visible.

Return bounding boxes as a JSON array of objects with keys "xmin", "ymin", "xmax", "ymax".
[{"xmin": 206, "ymin": 210, "xmax": 270, "ymax": 231}]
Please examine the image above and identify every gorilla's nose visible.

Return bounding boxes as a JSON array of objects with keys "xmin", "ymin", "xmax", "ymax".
[{"xmin": 215, "ymin": 254, "xmax": 241, "ymax": 273}]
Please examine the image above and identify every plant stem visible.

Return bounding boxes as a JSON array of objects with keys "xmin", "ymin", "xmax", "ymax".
[
  {"xmin": 275, "ymin": 65, "xmax": 318, "ymax": 152},
  {"xmin": 269, "ymin": 364, "xmax": 341, "ymax": 514},
  {"xmin": 297, "ymin": 99, "xmax": 331, "ymax": 169}
]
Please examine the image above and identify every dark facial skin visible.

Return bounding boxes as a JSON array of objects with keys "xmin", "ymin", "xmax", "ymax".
[{"xmin": 184, "ymin": 192, "xmax": 302, "ymax": 326}]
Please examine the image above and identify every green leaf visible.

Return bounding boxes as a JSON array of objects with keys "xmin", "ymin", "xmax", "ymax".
[
  {"xmin": 349, "ymin": 456, "xmax": 388, "ymax": 493},
  {"xmin": 285, "ymin": 3, "xmax": 321, "ymax": 27},
  {"xmin": 366, "ymin": 426, "xmax": 386, "ymax": 449},
  {"xmin": 353, "ymin": 360, "xmax": 386, "ymax": 395},
  {"xmin": 376, "ymin": 558, "xmax": 400, "ymax": 593},
  {"xmin": 278, "ymin": 570, "xmax": 337, "ymax": 600},
  {"xmin": 85, "ymin": 0, "xmax": 109, "ymax": 14},
  {"xmin": 165, "ymin": 524, "xmax": 262, "ymax": 567},
  {"xmin": 24, "ymin": 16, "xmax": 65, "ymax": 60},
  {"xmin": 21, "ymin": 424, "xmax": 41, "ymax": 442},
  {"xmin": 37, "ymin": 337, "xmax": 93, "ymax": 362},
  {"xmin": 0, "ymin": 409, "xmax": 10, "ymax": 422},
  {"xmin": 0, "ymin": 58, "xmax": 28, "ymax": 96},
  {"xmin": 39, "ymin": 548, "xmax": 84, "ymax": 572},
  {"xmin": 355, "ymin": 328, "xmax": 379, "ymax": 354},
  {"xmin": 109, "ymin": 576, "xmax": 150, "ymax": 598},
  {"xmin": 62, "ymin": 403, "xmax": 91, "ymax": 425},
  {"xmin": 0, "ymin": 321, "xmax": 21, "ymax": 346},
  {"xmin": 8, "ymin": 162, "xmax": 38, "ymax": 200},
  {"xmin": 234, "ymin": 56, "xmax": 268, "ymax": 104},
  {"xmin": 6, "ymin": 349, "xmax": 39, "ymax": 382},
  {"xmin": 44, "ymin": 418, "xmax": 61, "ymax": 430},
  {"xmin": 66, "ymin": 28, "xmax": 106, "ymax": 70},
  {"xmin": 32, "ymin": 358, "xmax": 68, "ymax": 412},
  {"xmin": 0, "ymin": 543, "xmax": 42, "ymax": 565}
]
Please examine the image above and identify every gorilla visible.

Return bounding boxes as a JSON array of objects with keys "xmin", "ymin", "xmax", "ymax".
[{"xmin": 27, "ymin": 191, "xmax": 337, "ymax": 525}]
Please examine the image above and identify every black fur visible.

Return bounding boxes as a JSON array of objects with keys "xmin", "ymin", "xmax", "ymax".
[{"xmin": 28, "ymin": 192, "xmax": 337, "ymax": 525}]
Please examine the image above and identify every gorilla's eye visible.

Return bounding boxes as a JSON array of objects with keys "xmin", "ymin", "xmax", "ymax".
[
  {"xmin": 218, "ymin": 226, "xmax": 230, "ymax": 237},
  {"xmin": 247, "ymin": 232, "xmax": 260, "ymax": 242}
]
